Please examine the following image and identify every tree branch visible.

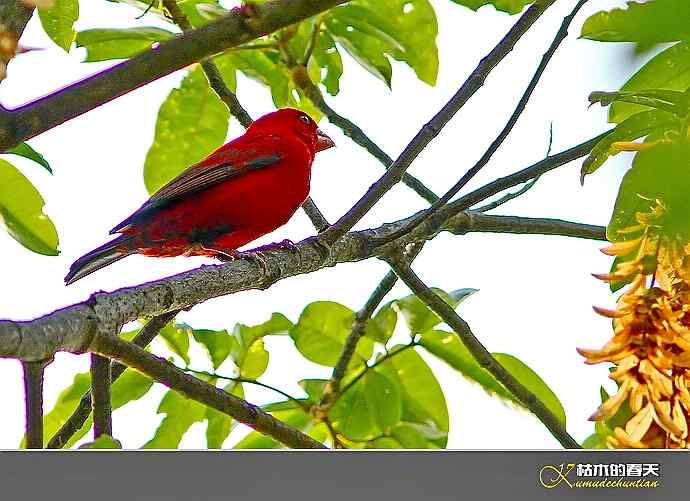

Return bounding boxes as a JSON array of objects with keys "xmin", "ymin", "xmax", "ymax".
[
  {"xmin": 47, "ymin": 310, "xmax": 178, "ymax": 449},
  {"xmin": 0, "ymin": 211, "xmax": 603, "ymax": 363},
  {"xmin": 22, "ymin": 358, "xmax": 49, "ymax": 449},
  {"xmin": 317, "ymin": 0, "xmax": 556, "ymax": 247},
  {"xmin": 90, "ymin": 354, "xmax": 113, "ymax": 438},
  {"xmin": 380, "ymin": 0, "xmax": 588, "ymax": 245},
  {"xmin": 0, "ymin": 0, "xmax": 349, "ymax": 150},
  {"xmin": 385, "ymin": 255, "xmax": 580, "ymax": 449},
  {"xmin": 90, "ymin": 332, "xmax": 325, "ymax": 449}
]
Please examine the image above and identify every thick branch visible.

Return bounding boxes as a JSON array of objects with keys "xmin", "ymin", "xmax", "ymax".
[
  {"xmin": 317, "ymin": 0, "xmax": 556, "ymax": 246},
  {"xmin": 0, "ymin": 0, "xmax": 348, "ymax": 150},
  {"xmin": 91, "ymin": 332, "xmax": 325, "ymax": 449},
  {"xmin": 0, "ymin": 211, "xmax": 603, "ymax": 362},
  {"xmin": 385, "ymin": 255, "xmax": 580, "ymax": 449}
]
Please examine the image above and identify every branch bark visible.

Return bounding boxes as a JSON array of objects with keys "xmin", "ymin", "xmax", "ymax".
[
  {"xmin": 90, "ymin": 354, "xmax": 113, "ymax": 438},
  {"xmin": 317, "ymin": 0, "xmax": 556, "ymax": 247},
  {"xmin": 385, "ymin": 255, "xmax": 580, "ymax": 449},
  {"xmin": 22, "ymin": 359, "xmax": 48, "ymax": 449},
  {"xmin": 0, "ymin": 211, "xmax": 603, "ymax": 362},
  {"xmin": 0, "ymin": 0, "xmax": 348, "ymax": 150}
]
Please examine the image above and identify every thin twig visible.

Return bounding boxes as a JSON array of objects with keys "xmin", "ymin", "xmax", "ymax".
[
  {"xmin": 385, "ymin": 254, "xmax": 580, "ymax": 449},
  {"xmin": 47, "ymin": 311, "xmax": 178, "ymax": 449},
  {"xmin": 183, "ymin": 367, "xmax": 309, "ymax": 411},
  {"xmin": 90, "ymin": 354, "xmax": 113, "ymax": 438},
  {"xmin": 337, "ymin": 343, "xmax": 418, "ymax": 399},
  {"xmin": 451, "ymin": 131, "xmax": 610, "ymax": 211},
  {"xmin": 316, "ymin": 1, "xmax": 556, "ymax": 248},
  {"xmin": 91, "ymin": 332, "xmax": 326, "ymax": 449},
  {"xmin": 22, "ymin": 359, "xmax": 49, "ymax": 449},
  {"xmin": 380, "ymin": 0, "xmax": 589, "ymax": 245},
  {"xmin": 473, "ymin": 177, "xmax": 540, "ymax": 213}
]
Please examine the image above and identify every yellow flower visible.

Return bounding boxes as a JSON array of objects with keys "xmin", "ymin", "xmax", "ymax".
[{"xmin": 580, "ymin": 202, "xmax": 690, "ymax": 448}]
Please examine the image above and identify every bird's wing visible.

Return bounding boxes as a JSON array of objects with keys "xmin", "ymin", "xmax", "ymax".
[{"xmin": 110, "ymin": 136, "xmax": 284, "ymax": 234}]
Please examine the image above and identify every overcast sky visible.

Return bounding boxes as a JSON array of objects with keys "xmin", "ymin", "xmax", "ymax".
[{"xmin": 0, "ymin": 0, "xmax": 641, "ymax": 448}]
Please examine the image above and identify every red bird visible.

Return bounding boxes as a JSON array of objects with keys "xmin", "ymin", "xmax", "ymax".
[{"xmin": 65, "ymin": 108, "xmax": 334, "ymax": 285}]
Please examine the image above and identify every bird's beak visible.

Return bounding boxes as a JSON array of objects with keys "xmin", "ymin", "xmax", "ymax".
[{"xmin": 315, "ymin": 128, "xmax": 335, "ymax": 152}]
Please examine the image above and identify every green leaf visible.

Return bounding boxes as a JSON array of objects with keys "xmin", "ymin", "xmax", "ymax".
[
  {"xmin": 330, "ymin": 370, "xmax": 402, "ymax": 441},
  {"xmin": 230, "ymin": 313, "xmax": 292, "ymax": 378},
  {"xmin": 390, "ymin": 422, "xmax": 429, "ymax": 448},
  {"xmin": 143, "ymin": 66, "xmax": 231, "ymax": 194},
  {"xmin": 581, "ymin": 0, "xmax": 690, "ymax": 45},
  {"xmin": 159, "ymin": 323, "xmax": 191, "ymax": 365},
  {"xmin": 227, "ymin": 50, "xmax": 290, "ymax": 106},
  {"xmin": 38, "ymin": 0, "xmax": 79, "ymax": 51},
  {"xmin": 609, "ymin": 42, "xmax": 690, "ymax": 124},
  {"xmin": 326, "ymin": 0, "xmax": 438, "ymax": 86},
  {"xmin": 310, "ymin": 31, "xmax": 343, "ymax": 96},
  {"xmin": 608, "ymin": 142, "xmax": 690, "ymax": 242},
  {"xmin": 206, "ymin": 382, "xmax": 243, "ymax": 448},
  {"xmin": 290, "ymin": 301, "xmax": 373, "ymax": 367},
  {"xmin": 364, "ymin": 304, "xmax": 397, "ymax": 344},
  {"xmin": 394, "ymin": 288, "xmax": 478, "ymax": 335},
  {"xmin": 580, "ymin": 110, "xmax": 677, "ymax": 181},
  {"xmin": 79, "ymin": 435, "xmax": 122, "ymax": 449},
  {"xmin": 188, "ymin": 327, "xmax": 233, "ymax": 370},
  {"xmin": 450, "ymin": 0, "xmax": 533, "ymax": 15},
  {"xmin": 5, "ymin": 143, "xmax": 52, "ymax": 174},
  {"xmin": 581, "ymin": 432, "xmax": 608, "ymax": 449},
  {"xmin": 493, "ymin": 353, "xmax": 567, "ymax": 427},
  {"xmin": 367, "ymin": 437, "xmax": 401, "ymax": 448},
  {"xmin": 375, "ymin": 346, "xmax": 449, "ymax": 447},
  {"xmin": 144, "ymin": 390, "xmax": 207, "ymax": 448},
  {"xmin": 419, "ymin": 330, "xmax": 514, "ymax": 401},
  {"xmin": 0, "ymin": 159, "xmax": 59, "ymax": 256},
  {"xmin": 76, "ymin": 27, "xmax": 174, "ymax": 62},
  {"xmin": 298, "ymin": 379, "xmax": 328, "ymax": 403}
]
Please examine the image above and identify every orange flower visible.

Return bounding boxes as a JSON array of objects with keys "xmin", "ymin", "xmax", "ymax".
[{"xmin": 580, "ymin": 202, "xmax": 690, "ymax": 448}]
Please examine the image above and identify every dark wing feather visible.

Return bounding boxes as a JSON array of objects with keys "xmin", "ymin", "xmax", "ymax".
[{"xmin": 110, "ymin": 153, "xmax": 282, "ymax": 234}]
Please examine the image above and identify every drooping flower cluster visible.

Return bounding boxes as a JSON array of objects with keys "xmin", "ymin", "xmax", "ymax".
[{"xmin": 579, "ymin": 201, "xmax": 690, "ymax": 448}]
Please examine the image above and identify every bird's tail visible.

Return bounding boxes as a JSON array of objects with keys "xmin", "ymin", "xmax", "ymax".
[{"xmin": 64, "ymin": 236, "xmax": 136, "ymax": 285}]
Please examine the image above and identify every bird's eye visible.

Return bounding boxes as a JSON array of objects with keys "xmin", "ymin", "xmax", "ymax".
[{"xmin": 299, "ymin": 114, "xmax": 311, "ymax": 124}]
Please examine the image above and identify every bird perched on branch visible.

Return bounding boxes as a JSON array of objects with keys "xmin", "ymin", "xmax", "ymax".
[{"xmin": 65, "ymin": 108, "xmax": 334, "ymax": 285}]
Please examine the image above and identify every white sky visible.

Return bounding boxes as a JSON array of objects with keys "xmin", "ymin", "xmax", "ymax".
[{"xmin": 0, "ymin": 0, "xmax": 642, "ymax": 448}]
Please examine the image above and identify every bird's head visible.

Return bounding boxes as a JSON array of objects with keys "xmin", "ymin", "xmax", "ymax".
[{"xmin": 249, "ymin": 108, "xmax": 335, "ymax": 154}]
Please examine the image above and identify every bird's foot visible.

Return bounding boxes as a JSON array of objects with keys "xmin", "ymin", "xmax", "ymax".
[{"xmin": 248, "ymin": 239, "xmax": 303, "ymax": 266}]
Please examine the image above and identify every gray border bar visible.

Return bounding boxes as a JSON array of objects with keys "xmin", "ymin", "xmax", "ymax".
[{"xmin": 0, "ymin": 451, "xmax": 686, "ymax": 500}]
